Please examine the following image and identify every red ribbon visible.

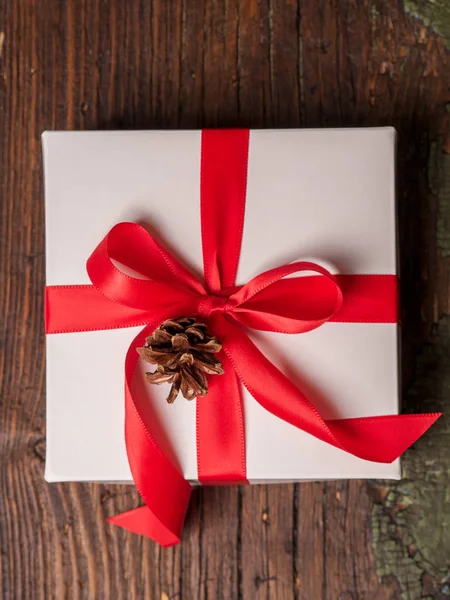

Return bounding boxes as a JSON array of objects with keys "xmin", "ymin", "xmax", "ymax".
[{"xmin": 45, "ymin": 129, "xmax": 440, "ymax": 546}]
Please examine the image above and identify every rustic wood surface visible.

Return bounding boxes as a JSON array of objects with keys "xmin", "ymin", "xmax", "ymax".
[{"xmin": 1, "ymin": 1, "xmax": 449, "ymax": 599}]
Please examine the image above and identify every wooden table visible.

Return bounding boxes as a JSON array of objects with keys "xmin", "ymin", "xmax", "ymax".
[{"xmin": 1, "ymin": 1, "xmax": 449, "ymax": 598}]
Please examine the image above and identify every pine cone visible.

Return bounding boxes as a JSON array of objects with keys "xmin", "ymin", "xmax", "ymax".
[{"xmin": 137, "ymin": 317, "xmax": 224, "ymax": 403}]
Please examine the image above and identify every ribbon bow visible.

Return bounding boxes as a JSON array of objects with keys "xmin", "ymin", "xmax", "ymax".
[{"xmin": 46, "ymin": 129, "xmax": 440, "ymax": 546}]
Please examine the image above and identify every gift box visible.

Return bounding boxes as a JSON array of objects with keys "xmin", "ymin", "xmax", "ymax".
[{"xmin": 43, "ymin": 128, "xmax": 438, "ymax": 545}]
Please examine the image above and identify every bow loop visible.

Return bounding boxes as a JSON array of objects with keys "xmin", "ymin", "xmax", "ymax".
[
  {"xmin": 228, "ymin": 262, "xmax": 343, "ymax": 333},
  {"xmin": 87, "ymin": 222, "xmax": 204, "ymax": 313}
]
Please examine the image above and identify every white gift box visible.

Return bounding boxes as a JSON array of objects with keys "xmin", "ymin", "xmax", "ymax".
[{"xmin": 43, "ymin": 128, "xmax": 400, "ymax": 483}]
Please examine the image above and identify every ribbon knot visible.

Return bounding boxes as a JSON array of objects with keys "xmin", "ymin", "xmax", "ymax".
[{"xmin": 197, "ymin": 294, "xmax": 230, "ymax": 319}]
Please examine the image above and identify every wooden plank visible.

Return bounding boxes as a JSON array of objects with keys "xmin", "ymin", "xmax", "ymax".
[
  {"xmin": 234, "ymin": 0, "xmax": 271, "ymax": 128},
  {"xmin": 241, "ymin": 484, "xmax": 298, "ymax": 599},
  {"xmin": 201, "ymin": 0, "xmax": 240, "ymax": 127},
  {"xmin": 295, "ymin": 483, "xmax": 325, "ymax": 600},
  {"xmin": 270, "ymin": 0, "xmax": 302, "ymax": 127}
]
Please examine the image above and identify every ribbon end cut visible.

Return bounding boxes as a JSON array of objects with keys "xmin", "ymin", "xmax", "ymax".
[
  {"xmin": 379, "ymin": 411, "xmax": 441, "ymax": 462},
  {"xmin": 391, "ymin": 412, "xmax": 442, "ymax": 460},
  {"xmin": 333, "ymin": 412, "xmax": 442, "ymax": 463},
  {"xmin": 107, "ymin": 506, "xmax": 181, "ymax": 547},
  {"xmin": 423, "ymin": 412, "xmax": 442, "ymax": 431}
]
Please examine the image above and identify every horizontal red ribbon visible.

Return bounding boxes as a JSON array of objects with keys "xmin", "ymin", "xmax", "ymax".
[
  {"xmin": 45, "ymin": 129, "xmax": 440, "ymax": 546},
  {"xmin": 45, "ymin": 274, "xmax": 398, "ymax": 334}
]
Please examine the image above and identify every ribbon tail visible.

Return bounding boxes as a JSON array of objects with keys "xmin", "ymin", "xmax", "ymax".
[
  {"xmin": 109, "ymin": 323, "xmax": 192, "ymax": 546},
  {"xmin": 217, "ymin": 317, "xmax": 440, "ymax": 463},
  {"xmin": 108, "ymin": 506, "xmax": 182, "ymax": 546},
  {"xmin": 327, "ymin": 413, "xmax": 440, "ymax": 463}
]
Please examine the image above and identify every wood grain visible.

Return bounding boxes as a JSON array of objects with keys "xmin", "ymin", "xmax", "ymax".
[{"xmin": 0, "ymin": 1, "xmax": 449, "ymax": 599}]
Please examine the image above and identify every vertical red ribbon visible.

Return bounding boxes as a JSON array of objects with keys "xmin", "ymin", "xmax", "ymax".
[{"xmin": 197, "ymin": 130, "xmax": 250, "ymax": 484}]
